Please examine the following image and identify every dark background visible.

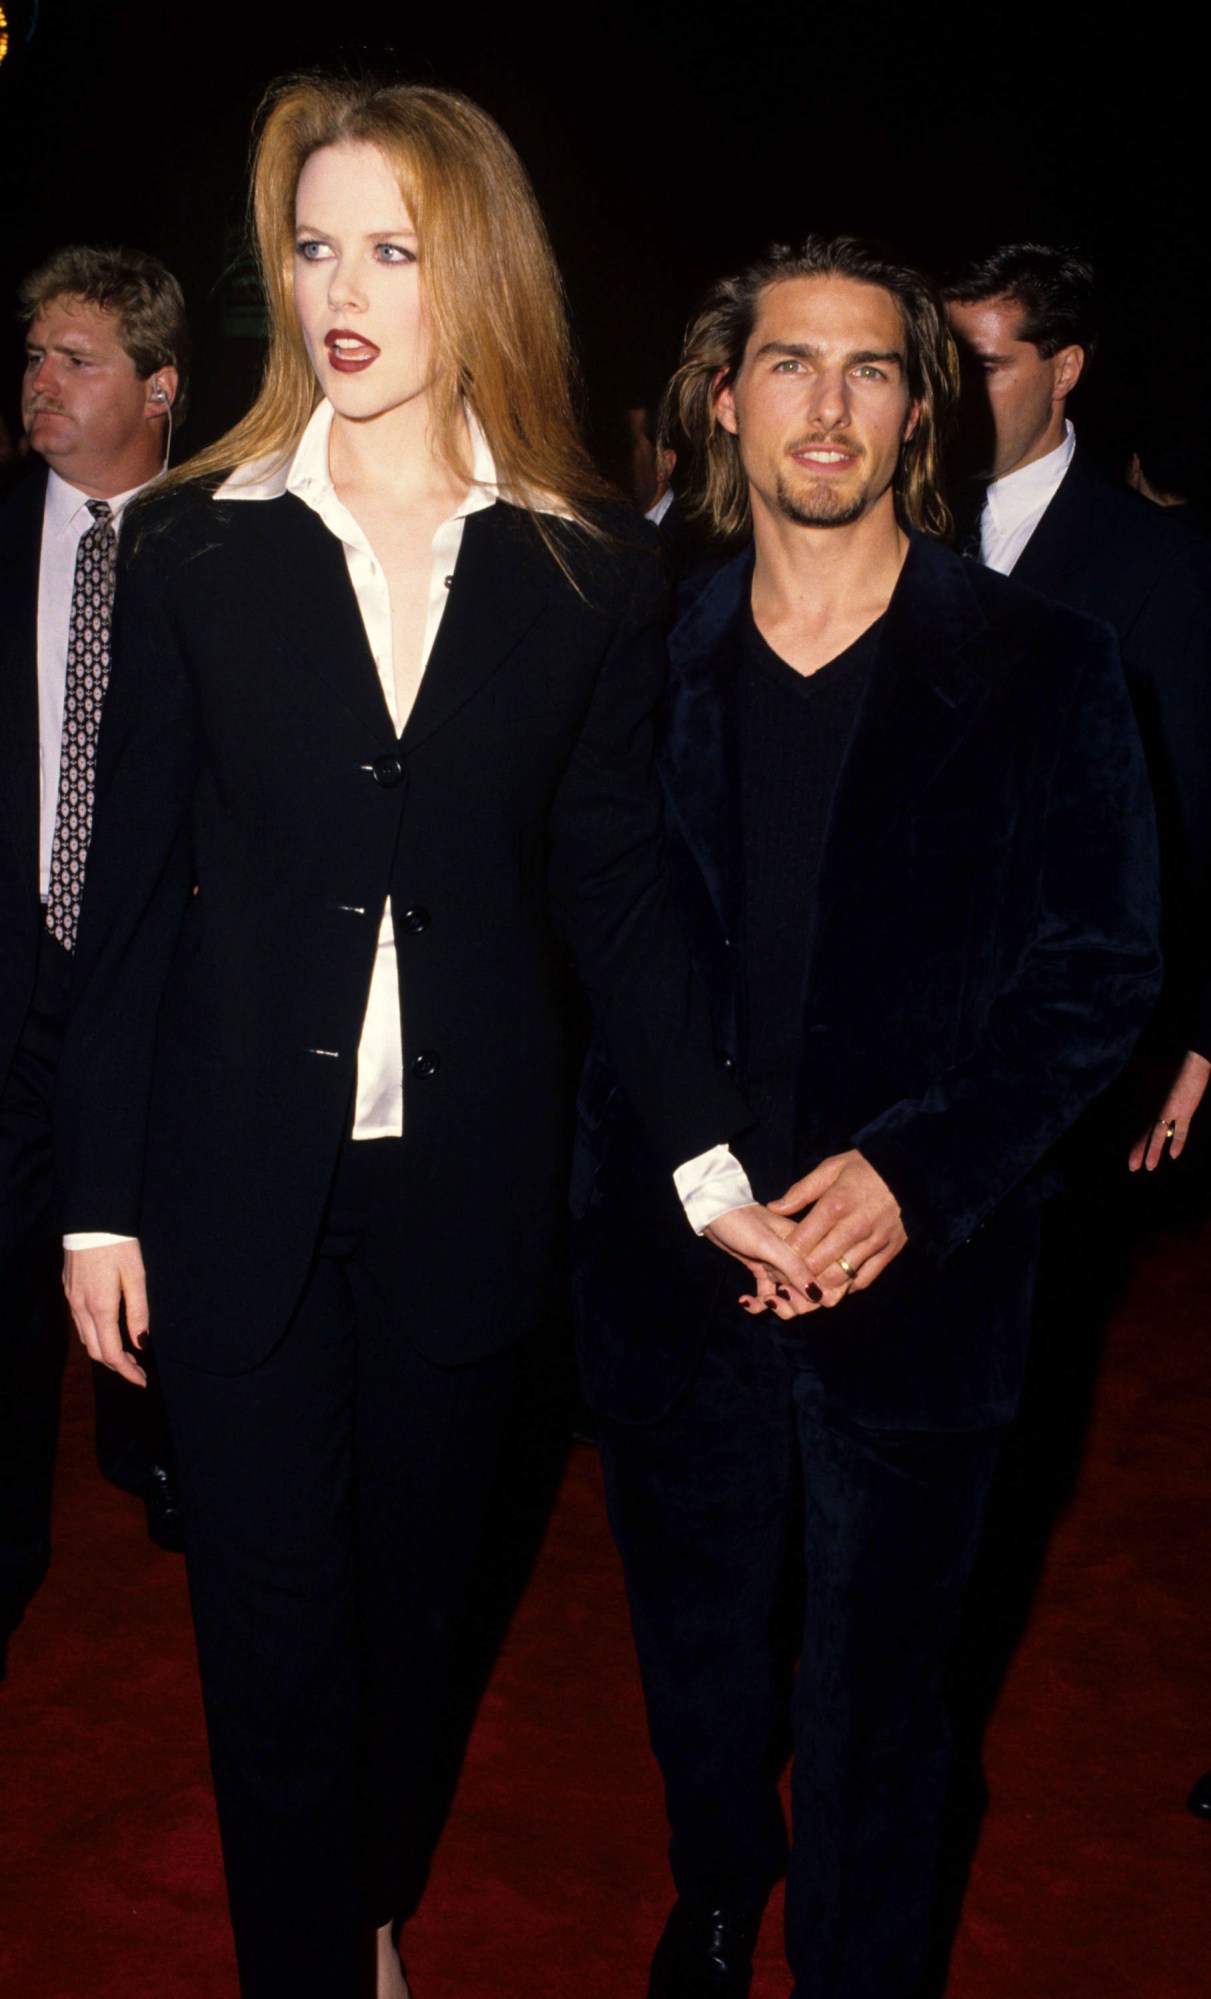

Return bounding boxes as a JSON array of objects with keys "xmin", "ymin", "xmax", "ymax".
[{"xmin": 0, "ymin": 0, "xmax": 1205, "ymax": 472}]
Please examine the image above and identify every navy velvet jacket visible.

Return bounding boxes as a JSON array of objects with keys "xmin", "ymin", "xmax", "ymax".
[{"xmin": 572, "ymin": 534, "xmax": 1162, "ymax": 1432}]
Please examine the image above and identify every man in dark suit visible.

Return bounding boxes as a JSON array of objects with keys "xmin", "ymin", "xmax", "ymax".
[
  {"xmin": 572, "ymin": 237, "xmax": 1161, "ymax": 1999},
  {"xmin": 945, "ymin": 245, "xmax": 1211, "ymax": 1164},
  {"xmin": 0, "ymin": 244, "xmax": 187, "ymax": 1679}
]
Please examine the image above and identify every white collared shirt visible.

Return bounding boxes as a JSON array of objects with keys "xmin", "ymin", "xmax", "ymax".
[
  {"xmin": 38, "ymin": 470, "xmax": 149, "ymax": 896},
  {"xmin": 979, "ymin": 419, "xmax": 1076, "ymax": 575}
]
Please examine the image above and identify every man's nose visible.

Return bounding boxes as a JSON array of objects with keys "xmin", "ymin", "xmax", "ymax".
[{"xmin": 806, "ymin": 367, "xmax": 849, "ymax": 429}]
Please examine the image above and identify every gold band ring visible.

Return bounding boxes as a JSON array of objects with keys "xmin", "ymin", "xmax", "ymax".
[
  {"xmin": 837, "ymin": 1255, "xmax": 858, "ymax": 1282},
  {"xmin": 1164, "ymin": 1120, "xmax": 1177, "ymax": 1140}
]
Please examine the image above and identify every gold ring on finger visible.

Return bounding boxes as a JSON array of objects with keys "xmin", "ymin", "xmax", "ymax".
[
  {"xmin": 837, "ymin": 1255, "xmax": 858, "ymax": 1282},
  {"xmin": 1164, "ymin": 1120, "xmax": 1177, "ymax": 1139}
]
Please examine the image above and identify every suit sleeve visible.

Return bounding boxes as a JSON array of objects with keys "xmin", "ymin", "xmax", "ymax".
[
  {"xmin": 1118, "ymin": 538, "xmax": 1211, "ymax": 1057},
  {"xmin": 55, "ymin": 529, "xmax": 200, "ymax": 1234},
  {"xmin": 547, "ymin": 550, "xmax": 751, "ymax": 1171},
  {"xmin": 855, "ymin": 622, "xmax": 1163, "ymax": 1259}
]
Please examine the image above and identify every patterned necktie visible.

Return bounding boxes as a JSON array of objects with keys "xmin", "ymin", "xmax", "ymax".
[{"xmin": 45, "ymin": 499, "xmax": 117, "ymax": 952}]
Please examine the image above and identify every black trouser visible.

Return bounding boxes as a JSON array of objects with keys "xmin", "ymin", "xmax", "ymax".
[
  {"xmin": 598, "ymin": 1304, "xmax": 1002, "ymax": 1999},
  {"xmin": 0, "ymin": 930, "xmax": 173, "ymax": 1644},
  {"xmin": 157, "ymin": 1136, "xmax": 519, "ymax": 1999}
]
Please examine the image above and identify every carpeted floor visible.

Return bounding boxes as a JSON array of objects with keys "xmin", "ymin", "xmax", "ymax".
[{"xmin": 2, "ymin": 1215, "xmax": 1209, "ymax": 1998}]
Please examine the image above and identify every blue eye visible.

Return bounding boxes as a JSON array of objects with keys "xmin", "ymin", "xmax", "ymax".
[
  {"xmin": 376, "ymin": 243, "xmax": 417, "ymax": 265},
  {"xmin": 295, "ymin": 239, "xmax": 330, "ymax": 261}
]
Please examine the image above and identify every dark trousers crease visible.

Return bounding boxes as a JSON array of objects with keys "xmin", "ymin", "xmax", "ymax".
[
  {"xmin": 158, "ymin": 1135, "xmax": 519, "ymax": 1999},
  {"xmin": 599, "ymin": 1304, "xmax": 1001, "ymax": 1999}
]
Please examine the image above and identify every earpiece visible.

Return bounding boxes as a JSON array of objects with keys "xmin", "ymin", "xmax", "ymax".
[{"xmin": 151, "ymin": 378, "xmax": 168, "ymax": 405}]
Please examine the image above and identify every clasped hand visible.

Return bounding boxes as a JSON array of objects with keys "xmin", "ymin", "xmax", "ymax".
[{"xmin": 705, "ymin": 1149, "xmax": 907, "ymax": 1322}]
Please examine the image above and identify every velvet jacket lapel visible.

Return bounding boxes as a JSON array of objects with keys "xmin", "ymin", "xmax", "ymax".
[
  {"xmin": 660, "ymin": 546, "xmax": 752, "ymax": 946},
  {"xmin": 662, "ymin": 534, "xmax": 993, "ymax": 998},
  {"xmin": 0, "ymin": 467, "xmax": 47, "ymax": 895}
]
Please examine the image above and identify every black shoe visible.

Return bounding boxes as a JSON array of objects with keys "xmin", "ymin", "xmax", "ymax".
[
  {"xmin": 139, "ymin": 1464, "xmax": 185, "ymax": 1553},
  {"xmin": 648, "ymin": 1900, "xmax": 763, "ymax": 1998},
  {"xmin": 1187, "ymin": 1770, "xmax": 1211, "ymax": 1821}
]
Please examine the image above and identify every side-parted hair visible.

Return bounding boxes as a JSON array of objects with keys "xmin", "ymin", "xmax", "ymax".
[
  {"xmin": 18, "ymin": 244, "xmax": 191, "ymax": 424},
  {"xmin": 176, "ymin": 73, "xmax": 611, "ymax": 538},
  {"xmin": 943, "ymin": 243, "xmax": 1097, "ymax": 364},
  {"xmin": 665, "ymin": 237, "xmax": 957, "ymax": 547}
]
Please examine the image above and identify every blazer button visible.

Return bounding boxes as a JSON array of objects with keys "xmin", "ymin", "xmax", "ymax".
[
  {"xmin": 410, "ymin": 1050, "xmax": 440, "ymax": 1079},
  {"xmin": 371, "ymin": 754, "xmax": 404, "ymax": 788},
  {"xmin": 719, "ymin": 1053, "xmax": 736, "ymax": 1075},
  {"xmin": 399, "ymin": 907, "xmax": 431, "ymax": 934}
]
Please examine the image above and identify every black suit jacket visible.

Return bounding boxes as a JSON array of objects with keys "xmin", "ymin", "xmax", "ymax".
[
  {"xmin": 1000, "ymin": 449, "xmax": 1211, "ymax": 1057},
  {"xmin": 0, "ymin": 466, "xmax": 48, "ymax": 1095},
  {"xmin": 54, "ymin": 486, "xmax": 748, "ymax": 1374},
  {"xmin": 572, "ymin": 535, "xmax": 1162, "ymax": 1432}
]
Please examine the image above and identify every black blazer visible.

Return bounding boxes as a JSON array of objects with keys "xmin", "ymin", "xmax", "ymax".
[
  {"xmin": 572, "ymin": 536, "xmax": 1162, "ymax": 1432},
  {"xmin": 55, "ymin": 487, "xmax": 747, "ymax": 1373},
  {"xmin": 0, "ymin": 465, "xmax": 48, "ymax": 1095},
  {"xmin": 1007, "ymin": 449, "xmax": 1211, "ymax": 1056}
]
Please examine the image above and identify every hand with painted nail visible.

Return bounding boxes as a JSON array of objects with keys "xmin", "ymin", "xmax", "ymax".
[
  {"xmin": 769, "ymin": 1149, "xmax": 907, "ymax": 1305},
  {"xmin": 703, "ymin": 1203, "xmax": 823, "ymax": 1317},
  {"xmin": 63, "ymin": 1239, "xmax": 149, "ymax": 1388}
]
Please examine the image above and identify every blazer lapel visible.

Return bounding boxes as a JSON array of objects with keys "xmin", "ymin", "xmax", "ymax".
[
  {"xmin": 659, "ymin": 549, "xmax": 751, "ymax": 943},
  {"xmin": 227, "ymin": 494, "xmax": 397, "ymax": 743},
  {"xmin": 400, "ymin": 503, "xmax": 548, "ymax": 755},
  {"xmin": 1009, "ymin": 449, "xmax": 1094, "ymax": 596},
  {"xmin": 813, "ymin": 535, "xmax": 991, "ymax": 920},
  {"xmin": 0, "ymin": 468, "xmax": 47, "ymax": 892}
]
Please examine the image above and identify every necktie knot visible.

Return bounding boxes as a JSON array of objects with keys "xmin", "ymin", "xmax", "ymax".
[{"xmin": 86, "ymin": 499, "xmax": 113, "ymax": 527}]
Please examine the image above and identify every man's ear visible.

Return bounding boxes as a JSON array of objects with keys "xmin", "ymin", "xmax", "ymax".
[
  {"xmin": 1052, "ymin": 344, "xmax": 1085, "ymax": 405},
  {"xmin": 714, "ymin": 367, "xmax": 739, "ymax": 436},
  {"xmin": 144, "ymin": 365, "xmax": 180, "ymax": 418},
  {"xmin": 903, "ymin": 397, "xmax": 922, "ymax": 443}
]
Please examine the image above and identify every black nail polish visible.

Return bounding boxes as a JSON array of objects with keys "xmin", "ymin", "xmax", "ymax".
[
  {"xmin": 807, "ymin": 1282, "xmax": 823, "ymax": 1303},
  {"xmin": 776, "ymin": 1286, "xmax": 790, "ymax": 1300}
]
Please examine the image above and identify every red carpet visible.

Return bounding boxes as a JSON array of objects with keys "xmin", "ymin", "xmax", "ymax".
[{"xmin": 2, "ymin": 1221, "xmax": 1210, "ymax": 1998}]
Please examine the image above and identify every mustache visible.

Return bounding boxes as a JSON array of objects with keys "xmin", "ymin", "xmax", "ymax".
[
  {"xmin": 26, "ymin": 400, "xmax": 69, "ymax": 417},
  {"xmin": 789, "ymin": 435, "xmax": 863, "ymax": 457}
]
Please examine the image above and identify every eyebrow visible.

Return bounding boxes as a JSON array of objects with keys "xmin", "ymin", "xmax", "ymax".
[
  {"xmin": 24, "ymin": 337, "xmax": 103, "ymax": 359},
  {"xmin": 753, "ymin": 341, "xmax": 905, "ymax": 368},
  {"xmin": 295, "ymin": 222, "xmax": 419, "ymax": 238}
]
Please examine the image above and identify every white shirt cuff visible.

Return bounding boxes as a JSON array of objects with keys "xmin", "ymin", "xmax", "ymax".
[
  {"xmin": 63, "ymin": 1232, "xmax": 137, "ymax": 1250},
  {"xmin": 673, "ymin": 1143, "xmax": 755, "ymax": 1234}
]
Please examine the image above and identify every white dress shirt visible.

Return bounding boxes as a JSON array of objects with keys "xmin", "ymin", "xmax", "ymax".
[
  {"xmin": 38, "ymin": 471, "xmax": 147, "ymax": 896},
  {"xmin": 65, "ymin": 400, "xmax": 754, "ymax": 1245},
  {"xmin": 979, "ymin": 419, "xmax": 1076, "ymax": 575}
]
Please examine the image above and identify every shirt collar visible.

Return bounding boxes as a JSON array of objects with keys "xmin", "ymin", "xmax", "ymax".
[
  {"xmin": 985, "ymin": 419, "xmax": 1076, "ymax": 534},
  {"xmin": 45, "ymin": 467, "xmax": 152, "ymax": 539},
  {"xmin": 215, "ymin": 397, "xmax": 557, "ymax": 520}
]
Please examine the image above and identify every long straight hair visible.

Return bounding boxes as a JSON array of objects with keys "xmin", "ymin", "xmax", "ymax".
[
  {"xmin": 665, "ymin": 236, "xmax": 959, "ymax": 547},
  {"xmin": 174, "ymin": 75, "xmax": 612, "ymax": 535}
]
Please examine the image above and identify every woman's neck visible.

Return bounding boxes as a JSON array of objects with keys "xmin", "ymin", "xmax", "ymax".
[{"xmin": 327, "ymin": 389, "xmax": 471, "ymax": 511}]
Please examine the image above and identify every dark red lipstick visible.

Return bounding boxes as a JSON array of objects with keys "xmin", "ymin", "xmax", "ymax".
[{"xmin": 324, "ymin": 329, "xmax": 380, "ymax": 373}]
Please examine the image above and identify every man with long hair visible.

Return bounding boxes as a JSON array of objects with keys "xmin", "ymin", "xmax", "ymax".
[{"xmin": 573, "ymin": 236, "xmax": 1161, "ymax": 1998}]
